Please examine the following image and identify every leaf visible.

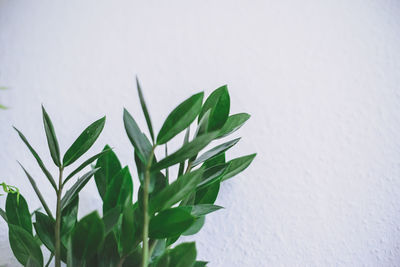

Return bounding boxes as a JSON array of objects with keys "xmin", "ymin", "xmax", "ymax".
[
  {"xmin": 136, "ymin": 77, "xmax": 155, "ymax": 142},
  {"xmin": 61, "ymin": 196, "xmax": 79, "ymax": 245},
  {"xmin": 122, "ymin": 248, "xmax": 142, "ymax": 267},
  {"xmin": 26, "ymin": 256, "xmax": 41, "ymax": 267},
  {"xmin": 61, "ymin": 168, "xmax": 99, "ymax": 210},
  {"xmin": 151, "ymin": 132, "xmax": 218, "ymax": 172},
  {"xmin": 102, "ymin": 206, "xmax": 121, "ymax": 234},
  {"xmin": 193, "ymin": 261, "xmax": 208, "ymax": 267},
  {"xmin": 217, "ymin": 113, "xmax": 250, "ymax": 139},
  {"xmin": 103, "ymin": 167, "xmax": 133, "ymax": 214},
  {"xmin": 182, "ymin": 216, "xmax": 205, "ymax": 236},
  {"xmin": 149, "ymin": 207, "xmax": 195, "ymax": 239},
  {"xmin": 98, "ymin": 232, "xmax": 120, "ymax": 267},
  {"xmin": 191, "ymin": 138, "xmax": 240, "ymax": 167},
  {"xmin": 151, "ymin": 239, "xmax": 166, "ymax": 261},
  {"xmin": 149, "ymin": 168, "xmax": 204, "ymax": 214},
  {"xmin": 8, "ymin": 224, "xmax": 43, "ymax": 266},
  {"xmin": 63, "ymin": 116, "xmax": 106, "ymax": 166},
  {"xmin": 0, "ymin": 207, "xmax": 7, "ymax": 222},
  {"xmin": 178, "ymin": 127, "xmax": 191, "ymax": 177},
  {"xmin": 6, "ymin": 193, "xmax": 32, "ymax": 235},
  {"xmin": 198, "ymin": 85, "xmax": 230, "ymax": 132},
  {"xmin": 121, "ymin": 204, "xmax": 135, "ymax": 256},
  {"xmin": 190, "ymin": 204, "xmax": 224, "ymax": 217},
  {"xmin": 195, "ymin": 182, "xmax": 220, "ymax": 205},
  {"xmin": 123, "ymin": 108, "xmax": 153, "ymax": 163},
  {"xmin": 194, "ymin": 110, "xmax": 211, "ymax": 138},
  {"xmin": 13, "ymin": 126, "xmax": 57, "ymax": 191},
  {"xmin": 93, "ymin": 145, "xmax": 121, "ymax": 199},
  {"xmin": 33, "ymin": 211, "xmax": 55, "ymax": 251},
  {"xmin": 64, "ymin": 147, "xmax": 113, "ymax": 186},
  {"xmin": 168, "ymin": 242, "xmax": 197, "ymax": 267},
  {"xmin": 42, "ymin": 106, "xmax": 61, "ymax": 167},
  {"xmin": 157, "ymin": 92, "xmax": 204, "ymax": 145},
  {"xmin": 203, "ymin": 153, "xmax": 225, "ymax": 169},
  {"xmin": 68, "ymin": 212, "xmax": 105, "ymax": 266},
  {"xmin": 221, "ymin": 153, "xmax": 257, "ymax": 181},
  {"xmin": 0, "ymin": 104, "xmax": 7, "ymax": 109},
  {"xmin": 197, "ymin": 163, "xmax": 229, "ymax": 190},
  {"xmin": 18, "ymin": 162, "xmax": 53, "ymax": 219}
]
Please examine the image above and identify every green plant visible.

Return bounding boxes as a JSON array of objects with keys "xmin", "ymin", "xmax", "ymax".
[{"xmin": 1, "ymin": 80, "xmax": 255, "ymax": 267}]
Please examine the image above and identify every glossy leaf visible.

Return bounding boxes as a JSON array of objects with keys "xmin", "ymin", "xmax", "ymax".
[
  {"xmin": 151, "ymin": 132, "xmax": 218, "ymax": 172},
  {"xmin": 123, "ymin": 108, "xmax": 153, "ymax": 163},
  {"xmin": 102, "ymin": 206, "xmax": 121, "ymax": 234},
  {"xmin": 68, "ymin": 212, "xmax": 104, "ymax": 266},
  {"xmin": 33, "ymin": 211, "xmax": 55, "ymax": 251},
  {"xmin": 6, "ymin": 193, "xmax": 32, "ymax": 235},
  {"xmin": 198, "ymin": 85, "xmax": 230, "ymax": 132},
  {"xmin": 61, "ymin": 168, "xmax": 99, "ymax": 210},
  {"xmin": 193, "ymin": 261, "xmax": 208, "ymax": 267},
  {"xmin": 121, "ymin": 204, "xmax": 135, "ymax": 256},
  {"xmin": 149, "ymin": 207, "xmax": 195, "ymax": 238},
  {"xmin": 157, "ymin": 92, "xmax": 204, "ymax": 145},
  {"xmin": 64, "ymin": 147, "xmax": 113, "ymax": 186},
  {"xmin": 178, "ymin": 127, "xmax": 191, "ymax": 177},
  {"xmin": 61, "ymin": 196, "xmax": 79, "ymax": 245},
  {"xmin": 191, "ymin": 138, "xmax": 240, "ymax": 167},
  {"xmin": 190, "ymin": 204, "xmax": 224, "ymax": 217},
  {"xmin": 26, "ymin": 256, "xmax": 41, "ymax": 267},
  {"xmin": 94, "ymin": 145, "xmax": 122, "ymax": 199},
  {"xmin": 149, "ymin": 168, "xmax": 204, "ymax": 214},
  {"xmin": 182, "ymin": 216, "xmax": 205, "ymax": 236},
  {"xmin": 195, "ymin": 182, "xmax": 220, "ymax": 205},
  {"xmin": 168, "ymin": 242, "xmax": 197, "ymax": 267},
  {"xmin": 13, "ymin": 126, "xmax": 57, "ymax": 191},
  {"xmin": 122, "ymin": 248, "xmax": 142, "ymax": 267},
  {"xmin": 203, "ymin": 153, "xmax": 225, "ymax": 169},
  {"xmin": 8, "ymin": 224, "xmax": 43, "ymax": 266},
  {"xmin": 98, "ymin": 232, "xmax": 120, "ymax": 267},
  {"xmin": 136, "ymin": 77, "xmax": 155, "ymax": 142},
  {"xmin": 18, "ymin": 162, "xmax": 53, "ymax": 219},
  {"xmin": 217, "ymin": 113, "xmax": 250, "ymax": 139},
  {"xmin": 63, "ymin": 116, "xmax": 106, "ymax": 166},
  {"xmin": 103, "ymin": 167, "xmax": 133, "ymax": 214},
  {"xmin": 42, "ymin": 105, "xmax": 61, "ymax": 166},
  {"xmin": 194, "ymin": 110, "xmax": 211, "ymax": 138},
  {"xmin": 221, "ymin": 153, "xmax": 257, "ymax": 181}
]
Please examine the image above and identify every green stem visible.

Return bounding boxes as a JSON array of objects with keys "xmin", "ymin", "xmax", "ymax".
[
  {"xmin": 142, "ymin": 146, "xmax": 156, "ymax": 267},
  {"xmin": 54, "ymin": 166, "xmax": 63, "ymax": 267}
]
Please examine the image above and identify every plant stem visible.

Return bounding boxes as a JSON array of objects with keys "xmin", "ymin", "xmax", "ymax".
[
  {"xmin": 142, "ymin": 146, "xmax": 155, "ymax": 267},
  {"xmin": 54, "ymin": 166, "xmax": 64, "ymax": 267}
]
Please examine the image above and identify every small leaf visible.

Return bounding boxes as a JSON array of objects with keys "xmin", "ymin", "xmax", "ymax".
[
  {"xmin": 157, "ymin": 92, "xmax": 204, "ymax": 145},
  {"xmin": 103, "ymin": 167, "xmax": 133, "ymax": 214},
  {"xmin": 6, "ymin": 193, "xmax": 32, "ymax": 235},
  {"xmin": 198, "ymin": 85, "xmax": 230, "ymax": 132},
  {"xmin": 63, "ymin": 116, "xmax": 106, "ymax": 166},
  {"xmin": 61, "ymin": 196, "xmax": 79, "ymax": 245},
  {"xmin": 197, "ymin": 163, "xmax": 230, "ymax": 189},
  {"xmin": 149, "ymin": 207, "xmax": 195, "ymax": 238},
  {"xmin": 61, "ymin": 168, "xmax": 99, "ymax": 210},
  {"xmin": 64, "ymin": 147, "xmax": 113, "ymax": 186},
  {"xmin": 123, "ymin": 108, "xmax": 153, "ymax": 164},
  {"xmin": 217, "ymin": 113, "xmax": 250, "ymax": 139},
  {"xmin": 68, "ymin": 212, "xmax": 104, "ymax": 266},
  {"xmin": 33, "ymin": 211, "xmax": 55, "ymax": 251},
  {"xmin": 151, "ymin": 132, "xmax": 218, "ymax": 172},
  {"xmin": 193, "ymin": 261, "xmax": 208, "ymax": 267},
  {"xmin": 0, "ymin": 207, "xmax": 7, "ymax": 222},
  {"xmin": 14, "ymin": 126, "xmax": 57, "ymax": 191},
  {"xmin": 221, "ymin": 153, "xmax": 256, "ymax": 181},
  {"xmin": 93, "ymin": 145, "xmax": 122, "ymax": 199},
  {"xmin": 42, "ymin": 106, "xmax": 61, "ymax": 167},
  {"xmin": 191, "ymin": 138, "xmax": 240, "ymax": 167},
  {"xmin": 195, "ymin": 182, "xmax": 220, "ymax": 205},
  {"xmin": 182, "ymin": 216, "xmax": 205, "ymax": 236},
  {"xmin": 149, "ymin": 168, "xmax": 204, "ymax": 214},
  {"xmin": 168, "ymin": 242, "xmax": 197, "ymax": 267},
  {"xmin": 136, "ymin": 77, "xmax": 155, "ymax": 142},
  {"xmin": 121, "ymin": 204, "xmax": 135, "ymax": 256},
  {"xmin": 190, "ymin": 204, "xmax": 224, "ymax": 217},
  {"xmin": 203, "ymin": 153, "xmax": 225, "ymax": 169},
  {"xmin": 98, "ymin": 232, "xmax": 120, "ymax": 267},
  {"xmin": 8, "ymin": 224, "xmax": 43, "ymax": 266},
  {"xmin": 178, "ymin": 127, "xmax": 191, "ymax": 177}
]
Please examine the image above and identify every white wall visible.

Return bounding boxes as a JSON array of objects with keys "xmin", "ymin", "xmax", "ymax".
[{"xmin": 1, "ymin": 1, "xmax": 400, "ymax": 266}]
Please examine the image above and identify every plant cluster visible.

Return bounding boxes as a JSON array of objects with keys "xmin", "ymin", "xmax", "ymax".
[{"xmin": 0, "ymin": 80, "xmax": 255, "ymax": 267}]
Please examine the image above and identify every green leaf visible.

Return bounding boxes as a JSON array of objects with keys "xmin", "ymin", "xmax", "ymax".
[
  {"xmin": 63, "ymin": 116, "xmax": 106, "ymax": 166},
  {"xmin": 221, "ymin": 153, "xmax": 257, "ymax": 181},
  {"xmin": 68, "ymin": 212, "xmax": 105, "ymax": 266},
  {"xmin": 149, "ymin": 168, "xmax": 204, "ymax": 214},
  {"xmin": 61, "ymin": 168, "xmax": 99, "ymax": 210},
  {"xmin": 217, "ymin": 113, "xmax": 250, "ymax": 139},
  {"xmin": 178, "ymin": 127, "xmax": 191, "ymax": 177},
  {"xmin": 122, "ymin": 248, "xmax": 142, "ymax": 267},
  {"xmin": 6, "ymin": 193, "xmax": 32, "ymax": 235},
  {"xmin": 102, "ymin": 206, "xmax": 121, "ymax": 234},
  {"xmin": 136, "ymin": 77, "xmax": 155, "ymax": 142},
  {"xmin": 195, "ymin": 182, "xmax": 220, "ymax": 205},
  {"xmin": 157, "ymin": 92, "xmax": 204, "ymax": 145},
  {"xmin": 194, "ymin": 110, "xmax": 211, "ymax": 138},
  {"xmin": 26, "ymin": 256, "xmax": 41, "ymax": 267},
  {"xmin": 123, "ymin": 108, "xmax": 153, "ymax": 163},
  {"xmin": 190, "ymin": 204, "xmax": 224, "ymax": 217},
  {"xmin": 197, "ymin": 163, "xmax": 229, "ymax": 190},
  {"xmin": 93, "ymin": 145, "xmax": 122, "ymax": 199},
  {"xmin": 198, "ymin": 85, "xmax": 230, "ymax": 132},
  {"xmin": 8, "ymin": 224, "xmax": 43, "ymax": 266},
  {"xmin": 121, "ymin": 204, "xmax": 135, "ymax": 256},
  {"xmin": 0, "ymin": 103, "xmax": 7, "ymax": 109},
  {"xmin": 103, "ymin": 167, "xmax": 133, "ymax": 214},
  {"xmin": 151, "ymin": 132, "xmax": 218, "ymax": 172},
  {"xmin": 98, "ymin": 232, "xmax": 120, "ymax": 267},
  {"xmin": 203, "ymin": 153, "xmax": 225, "ymax": 169},
  {"xmin": 168, "ymin": 242, "xmax": 197, "ymax": 267},
  {"xmin": 193, "ymin": 261, "xmax": 208, "ymax": 267},
  {"xmin": 0, "ymin": 207, "xmax": 7, "ymax": 222},
  {"xmin": 63, "ymin": 147, "xmax": 113, "ymax": 186},
  {"xmin": 18, "ymin": 162, "xmax": 53, "ymax": 219},
  {"xmin": 61, "ymin": 196, "xmax": 79, "ymax": 245},
  {"xmin": 151, "ymin": 239, "xmax": 166, "ymax": 261},
  {"xmin": 182, "ymin": 216, "xmax": 205, "ymax": 236},
  {"xmin": 13, "ymin": 126, "xmax": 57, "ymax": 191},
  {"xmin": 149, "ymin": 207, "xmax": 195, "ymax": 239},
  {"xmin": 33, "ymin": 211, "xmax": 55, "ymax": 251},
  {"xmin": 191, "ymin": 138, "xmax": 240, "ymax": 167},
  {"xmin": 42, "ymin": 106, "xmax": 61, "ymax": 167}
]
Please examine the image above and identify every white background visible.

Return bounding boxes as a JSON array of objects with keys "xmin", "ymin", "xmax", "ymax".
[{"xmin": 1, "ymin": 1, "xmax": 400, "ymax": 266}]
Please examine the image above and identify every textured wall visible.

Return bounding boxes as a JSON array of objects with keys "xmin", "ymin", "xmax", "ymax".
[{"xmin": 1, "ymin": 1, "xmax": 400, "ymax": 266}]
